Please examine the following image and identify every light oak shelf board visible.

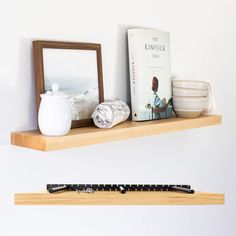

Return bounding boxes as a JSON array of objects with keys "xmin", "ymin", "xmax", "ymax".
[
  {"xmin": 14, "ymin": 191, "xmax": 224, "ymax": 205},
  {"xmin": 11, "ymin": 115, "xmax": 222, "ymax": 151}
]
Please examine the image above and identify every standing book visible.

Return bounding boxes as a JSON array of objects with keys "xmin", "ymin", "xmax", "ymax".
[{"xmin": 128, "ymin": 28, "xmax": 173, "ymax": 121}]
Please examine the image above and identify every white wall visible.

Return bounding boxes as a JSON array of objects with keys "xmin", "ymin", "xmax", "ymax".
[{"xmin": 0, "ymin": 0, "xmax": 236, "ymax": 235}]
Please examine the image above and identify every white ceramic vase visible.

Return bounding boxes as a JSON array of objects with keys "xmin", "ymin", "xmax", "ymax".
[{"xmin": 38, "ymin": 86, "xmax": 72, "ymax": 136}]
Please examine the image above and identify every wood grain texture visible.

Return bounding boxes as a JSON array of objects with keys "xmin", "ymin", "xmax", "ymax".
[
  {"xmin": 14, "ymin": 191, "xmax": 224, "ymax": 205},
  {"xmin": 11, "ymin": 115, "xmax": 222, "ymax": 151}
]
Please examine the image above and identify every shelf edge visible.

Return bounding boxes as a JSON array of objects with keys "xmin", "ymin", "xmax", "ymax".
[
  {"xmin": 14, "ymin": 191, "xmax": 225, "ymax": 206},
  {"xmin": 11, "ymin": 115, "xmax": 222, "ymax": 151}
]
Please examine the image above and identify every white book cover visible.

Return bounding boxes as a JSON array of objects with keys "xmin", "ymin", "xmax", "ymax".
[{"xmin": 128, "ymin": 28, "xmax": 172, "ymax": 121}]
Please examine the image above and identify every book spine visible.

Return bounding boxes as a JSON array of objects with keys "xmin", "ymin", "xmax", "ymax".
[{"xmin": 128, "ymin": 31, "xmax": 139, "ymax": 121}]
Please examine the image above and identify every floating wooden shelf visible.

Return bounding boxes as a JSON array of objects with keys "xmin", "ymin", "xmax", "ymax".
[
  {"xmin": 14, "ymin": 191, "xmax": 224, "ymax": 205},
  {"xmin": 11, "ymin": 115, "xmax": 222, "ymax": 151}
]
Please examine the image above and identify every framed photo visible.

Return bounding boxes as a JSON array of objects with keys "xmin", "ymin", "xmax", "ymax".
[{"xmin": 33, "ymin": 40, "xmax": 104, "ymax": 128}]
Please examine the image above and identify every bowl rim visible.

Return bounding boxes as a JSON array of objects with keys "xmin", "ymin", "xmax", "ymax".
[
  {"xmin": 173, "ymin": 96, "xmax": 208, "ymax": 99},
  {"xmin": 172, "ymin": 79, "xmax": 209, "ymax": 84},
  {"xmin": 172, "ymin": 87, "xmax": 208, "ymax": 92},
  {"xmin": 174, "ymin": 108, "xmax": 204, "ymax": 112}
]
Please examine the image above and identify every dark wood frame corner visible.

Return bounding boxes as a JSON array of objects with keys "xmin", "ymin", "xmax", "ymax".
[{"xmin": 33, "ymin": 40, "xmax": 104, "ymax": 128}]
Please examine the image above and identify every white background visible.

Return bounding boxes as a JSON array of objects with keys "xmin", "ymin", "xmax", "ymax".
[{"xmin": 0, "ymin": 0, "xmax": 236, "ymax": 235}]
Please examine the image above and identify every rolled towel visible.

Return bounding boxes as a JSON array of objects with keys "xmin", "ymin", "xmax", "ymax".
[{"xmin": 92, "ymin": 99, "xmax": 130, "ymax": 128}]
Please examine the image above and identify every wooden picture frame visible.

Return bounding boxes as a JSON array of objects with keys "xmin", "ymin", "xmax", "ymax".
[{"xmin": 33, "ymin": 40, "xmax": 104, "ymax": 128}]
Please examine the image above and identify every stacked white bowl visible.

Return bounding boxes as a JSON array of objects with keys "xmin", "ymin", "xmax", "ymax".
[{"xmin": 172, "ymin": 80, "xmax": 209, "ymax": 118}]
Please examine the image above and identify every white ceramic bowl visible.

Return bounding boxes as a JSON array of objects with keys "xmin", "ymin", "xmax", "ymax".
[
  {"xmin": 172, "ymin": 80, "xmax": 209, "ymax": 90},
  {"xmin": 172, "ymin": 87, "xmax": 208, "ymax": 97},
  {"xmin": 174, "ymin": 109, "xmax": 203, "ymax": 118},
  {"xmin": 173, "ymin": 96, "xmax": 208, "ymax": 112}
]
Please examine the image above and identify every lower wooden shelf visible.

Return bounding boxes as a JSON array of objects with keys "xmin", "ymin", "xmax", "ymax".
[{"xmin": 14, "ymin": 191, "xmax": 224, "ymax": 205}]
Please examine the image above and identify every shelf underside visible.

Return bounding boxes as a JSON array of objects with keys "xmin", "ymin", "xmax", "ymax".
[
  {"xmin": 11, "ymin": 115, "xmax": 222, "ymax": 151},
  {"xmin": 15, "ymin": 191, "xmax": 224, "ymax": 205}
]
